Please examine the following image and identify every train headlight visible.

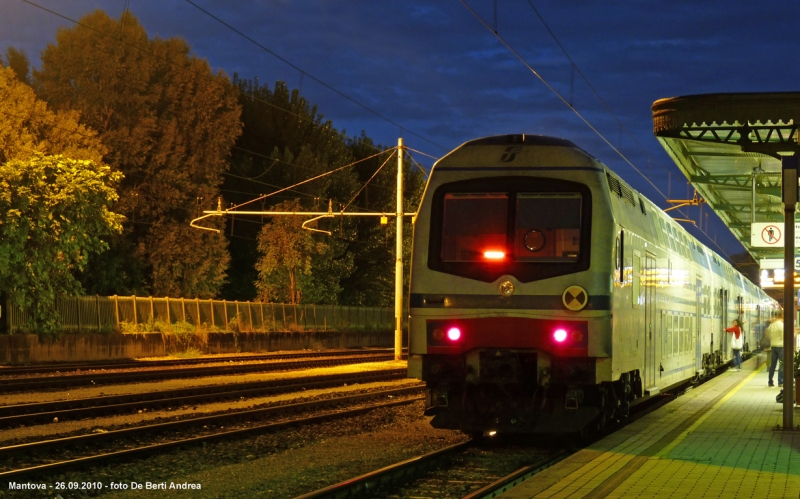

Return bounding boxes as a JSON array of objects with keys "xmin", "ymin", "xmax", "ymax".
[
  {"xmin": 447, "ymin": 327, "xmax": 462, "ymax": 341},
  {"xmin": 553, "ymin": 328, "xmax": 568, "ymax": 343}
]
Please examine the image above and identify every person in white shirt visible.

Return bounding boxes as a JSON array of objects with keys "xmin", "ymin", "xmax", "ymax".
[{"xmin": 766, "ymin": 313, "xmax": 784, "ymax": 387}]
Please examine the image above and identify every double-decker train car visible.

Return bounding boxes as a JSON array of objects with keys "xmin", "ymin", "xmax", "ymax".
[{"xmin": 407, "ymin": 134, "xmax": 779, "ymax": 434}]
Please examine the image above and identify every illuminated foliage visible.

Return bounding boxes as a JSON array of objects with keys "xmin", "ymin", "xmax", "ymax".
[
  {"xmin": 33, "ymin": 10, "xmax": 242, "ymax": 298},
  {"xmin": 0, "ymin": 66, "xmax": 104, "ymax": 166},
  {"xmin": 255, "ymin": 199, "xmax": 336, "ymax": 304},
  {"xmin": 0, "ymin": 155, "xmax": 124, "ymax": 334}
]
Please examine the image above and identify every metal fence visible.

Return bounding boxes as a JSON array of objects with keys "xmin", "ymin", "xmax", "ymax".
[{"xmin": 5, "ymin": 295, "xmax": 396, "ymax": 334}]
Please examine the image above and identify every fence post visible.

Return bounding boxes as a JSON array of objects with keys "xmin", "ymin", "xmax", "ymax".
[
  {"xmin": 235, "ymin": 300, "xmax": 240, "ymax": 330},
  {"xmin": 260, "ymin": 303, "xmax": 265, "ymax": 332},
  {"xmin": 165, "ymin": 296, "xmax": 171, "ymax": 325},
  {"xmin": 209, "ymin": 299, "xmax": 215, "ymax": 329},
  {"xmin": 282, "ymin": 303, "xmax": 286, "ymax": 328},
  {"xmin": 114, "ymin": 295, "xmax": 120, "ymax": 331},
  {"xmin": 196, "ymin": 298, "xmax": 201, "ymax": 329},
  {"xmin": 223, "ymin": 300, "xmax": 229, "ymax": 331},
  {"xmin": 149, "ymin": 296, "xmax": 154, "ymax": 324},
  {"xmin": 76, "ymin": 296, "xmax": 81, "ymax": 333},
  {"xmin": 96, "ymin": 295, "xmax": 101, "ymax": 332},
  {"xmin": 132, "ymin": 295, "xmax": 138, "ymax": 327},
  {"xmin": 247, "ymin": 302, "xmax": 253, "ymax": 332},
  {"xmin": 182, "ymin": 298, "xmax": 187, "ymax": 323}
]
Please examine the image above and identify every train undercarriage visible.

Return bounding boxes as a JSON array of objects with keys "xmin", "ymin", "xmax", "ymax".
[{"xmin": 422, "ymin": 349, "xmax": 643, "ymax": 434}]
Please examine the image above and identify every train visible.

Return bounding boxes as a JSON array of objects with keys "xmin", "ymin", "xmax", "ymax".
[{"xmin": 406, "ymin": 134, "xmax": 779, "ymax": 435}]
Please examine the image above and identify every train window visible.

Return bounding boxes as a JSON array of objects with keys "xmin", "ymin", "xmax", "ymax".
[
  {"xmin": 514, "ymin": 193, "xmax": 582, "ymax": 262},
  {"xmin": 673, "ymin": 315, "xmax": 680, "ymax": 355},
  {"xmin": 632, "ymin": 254, "xmax": 641, "ymax": 307},
  {"xmin": 441, "ymin": 193, "xmax": 508, "ymax": 262},
  {"xmin": 428, "ymin": 176, "xmax": 592, "ymax": 283}
]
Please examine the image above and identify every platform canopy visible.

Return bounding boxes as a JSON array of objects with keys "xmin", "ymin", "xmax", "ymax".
[{"xmin": 652, "ymin": 92, "xmax": 800, "ymax": 261}]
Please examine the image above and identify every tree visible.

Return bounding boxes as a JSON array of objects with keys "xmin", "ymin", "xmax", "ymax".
[
  {"xmin": 255, "ymin": 199, "xmax": 336, "ymax": 304},
  {"xmin": 224, "ymin": 79, "xmax": 359, "ymax": 301},
  {"xmin": 2, "ymin": 47, "xmax": 30, "ymax": 84},
  {"xmin": 0, "ymin": 154, "xmax": 124, "ymax": 334},
  {"xmin": 0, "ymin": 66, "xmax": 104, "ymax": 166},
  {"xmin": 33, "ymin": 10, "xmax": 242, "ymax": 297}
]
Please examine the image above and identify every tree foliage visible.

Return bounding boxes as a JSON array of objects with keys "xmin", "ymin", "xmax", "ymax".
[
  {"xmin": 0, "ymin": 66, "xmax": 104, "ymax": 166},
  {"xmin": 0, "ymin": 154, "xmax": 124, "ymax": 334},
  {"xmin": 2, "ymin": 47, "xmax": 30, "ymax": 85},
  {"xmin": 33, "ymin": 10, "xmax": 242, "ymax": 298},
  {"xmin": 256, "ymin": 199, "xmax": 337, "ymax": 304},
  {"xmin": 225, "ymin": 79, "xmax": 358, "ymax": 302}
]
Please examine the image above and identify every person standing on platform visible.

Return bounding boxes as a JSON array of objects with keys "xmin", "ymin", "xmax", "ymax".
[
  {"xmin": 726, "ymin": 319, "xmax": 743, "ymax": 371},
  {"xmin": 766, "ymin": 313, "xmax": 784, "ymax": 387}
]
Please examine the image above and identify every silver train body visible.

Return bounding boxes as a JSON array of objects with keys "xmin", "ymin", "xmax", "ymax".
[{"xmin": 407, "ymin": 134, "xmax": 779, "ymax": 434}]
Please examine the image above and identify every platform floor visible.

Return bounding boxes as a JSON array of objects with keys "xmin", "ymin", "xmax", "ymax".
[{"xmin": 499, "ymin": 354, "xmax": 800, "ymax": 499}]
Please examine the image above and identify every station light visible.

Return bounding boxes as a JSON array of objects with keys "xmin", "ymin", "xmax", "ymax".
[{"xmin": 553, "ymin": 328, "xmax": 568, "ymax": 343}]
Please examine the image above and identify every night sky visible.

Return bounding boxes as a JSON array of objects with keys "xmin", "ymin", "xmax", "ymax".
[{"xmin": 4, "ymin": 0, "xmax": 800, "ymax": 259}]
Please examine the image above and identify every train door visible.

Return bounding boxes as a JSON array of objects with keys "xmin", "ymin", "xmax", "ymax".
[
  {"xmin": 719, "ymin": 289, "xmax": 728, "ymax": 357},
  {"xmin": 644, "ymin": 253, "xmax": 657, "ymax": 389},
  {"xmin": 756, "ymin": 304, "xmax": 761, "ymax": 348},
  {"xmin": 696, "ymin": 276, "xmax": 702, "ymax": 369}
]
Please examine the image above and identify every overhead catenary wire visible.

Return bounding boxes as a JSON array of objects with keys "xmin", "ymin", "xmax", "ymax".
[
  {"xmin": 19, "ymin": 0, "xmax": 394, "ymax": 159},
  {"xmin": 183, "ymin": 0, "xmax": 449, "ymax": 153},
  {"xmin": 460, "ymin": 0, "xmax": 734, "ymax": 261}
]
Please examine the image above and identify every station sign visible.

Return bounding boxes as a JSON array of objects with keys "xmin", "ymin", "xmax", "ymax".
[{"xmin": 750, "ymin": 222, "xmax": 800, "ymax": 247}]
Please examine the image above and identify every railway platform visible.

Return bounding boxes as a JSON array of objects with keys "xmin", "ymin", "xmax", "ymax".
[{"xmin": 499, "ymin": 353, "xmax": 800, "ymax": 498}]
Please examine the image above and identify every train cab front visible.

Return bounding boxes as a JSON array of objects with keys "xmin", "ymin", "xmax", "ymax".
[
  {"xmin": 418, "ymin": 316, "xmax": 606, "ymax": 435},
  {"xmin": 405, "ymin": 141, "xmax": 620, "ymax": 434}
]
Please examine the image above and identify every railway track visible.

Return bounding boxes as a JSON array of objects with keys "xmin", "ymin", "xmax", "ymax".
[
  {"xmin": 0, "ymin": 348, "xmax": 403, "ymax": 377},
  {"xmin": 0, "ymin": 369, "xmax": 407, "ymax": 428},
  {"xmin": 293, "ymin": 380, "xmax": 685, "ymax": 499},
  {"xmin": 0, "ymin": 385, "xmax": 425, "ymax": 480},
  {"xmin": 0, "ymin": 353, "xmax": 401, "ymax": 392}
]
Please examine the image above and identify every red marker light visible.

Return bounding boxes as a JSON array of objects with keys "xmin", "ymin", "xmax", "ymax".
[
  {"xmin": 483, "ymin": 250, "xmax": 505, "ymax": 260},
  {"xmin": 553, "ymin": 329, "xmax": 568, "ymax": 343},
  {"xmin": 446, "ymin": 327, "xmax": 462, "ymax": 341}
]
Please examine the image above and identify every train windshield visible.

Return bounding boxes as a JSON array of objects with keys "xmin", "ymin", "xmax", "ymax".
[
  {"xmin": 442, "ymin": 193, "xmax": 508, "ymax": 262},
  {"xmin": 430, "ymin": 176, "xmax": 591, "ymax": 283},
  {"xmin": 440, "ymin": 192, "xmax": 581, "ymax": 263}
]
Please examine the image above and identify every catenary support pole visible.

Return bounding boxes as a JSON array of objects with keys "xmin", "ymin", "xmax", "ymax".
[
  {"xmin": 395, "ymin": 138, "xmax": 404, "ymax": 361},
  {"xmin": 781, "ymin": 155, "xmax": 797, "ymax": 430}
]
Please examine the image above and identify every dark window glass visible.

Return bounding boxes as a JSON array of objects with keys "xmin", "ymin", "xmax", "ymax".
[
  {"xmin": 514, "ymin": 193, "xmax": 581, "ymax": 262},
  {"xmin": 441, "ymin": 193, "xmax": 508, "ymax": 262}
]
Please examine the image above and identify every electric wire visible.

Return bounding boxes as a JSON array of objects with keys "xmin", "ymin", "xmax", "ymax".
[
  {"xmin": 183, "ymin": 0, "xmax": 448, "ymax": 153},
  {"xmin": 461, "ymin": 0, "xmax": 734, "ymax": 261},
  {"xmin": 341, "ymin": 151, "xmax": 395, "ymax": 213}
]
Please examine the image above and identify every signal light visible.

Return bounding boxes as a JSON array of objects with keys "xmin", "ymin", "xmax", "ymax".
[
  {"xmin": 446, "ymin": 327, "xmax": 462, "ymax": 341},
  {"xmin": 483, "ymin": 250, "xmax": 505, "ymax": 260},
  {"xmin": 553, "ymin": 328, "xmax": 568, "ymax": 343}
]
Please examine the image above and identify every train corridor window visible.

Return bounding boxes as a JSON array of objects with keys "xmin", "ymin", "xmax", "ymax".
[
  {"xmin": 441, "ymin": 193, "xmax": 508, "ymax": 262},
  {"xmin": 514, "ymin": 193, "xmax": 582, "ymax": 262}
]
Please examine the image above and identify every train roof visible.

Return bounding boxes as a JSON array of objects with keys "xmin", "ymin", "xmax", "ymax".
[{"xmin": 459, "ymin": 134, "xmax": 577, "ymax": 148}]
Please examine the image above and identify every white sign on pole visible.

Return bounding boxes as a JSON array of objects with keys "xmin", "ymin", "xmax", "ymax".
[{"xmin": 750, "ymin": 222, "xmax": 800, "ymax": 247}]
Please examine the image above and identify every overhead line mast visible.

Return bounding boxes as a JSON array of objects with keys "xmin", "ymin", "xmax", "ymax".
[{"xmin": 191, "ymin": 141, "xmax": 413, "ymax": 361}]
